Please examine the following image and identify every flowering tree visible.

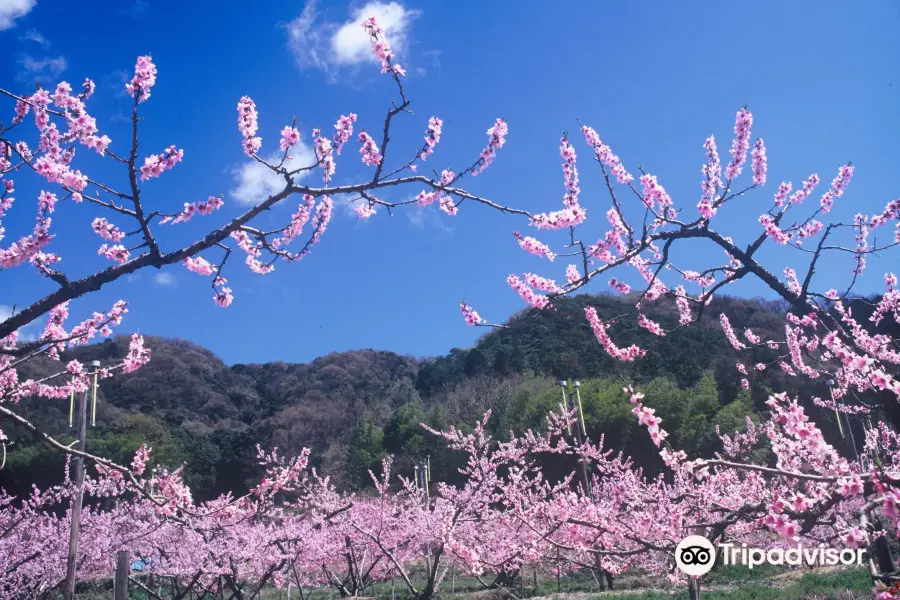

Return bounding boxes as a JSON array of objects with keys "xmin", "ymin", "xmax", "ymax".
[
  {"xmin": 461, "ymin": 107, "xmax": 899, "ymax": 422},
  {"xmin": 2, "ymin": 11, "xmax": 900, "ymax": 600},
  {"xmin": 0, "ymin": 17, "xmax": 519, "ymax": 470}
]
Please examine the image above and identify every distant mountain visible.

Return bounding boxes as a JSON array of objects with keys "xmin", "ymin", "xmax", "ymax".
[{"xmin": 2, "ymin": 292, "xmax": 875, "ymax": 500}]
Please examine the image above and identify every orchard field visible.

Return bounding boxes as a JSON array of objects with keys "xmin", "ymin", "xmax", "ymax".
[{"xmin": 1, "ymin": 2, "xmax": 899, "ymax": 599}]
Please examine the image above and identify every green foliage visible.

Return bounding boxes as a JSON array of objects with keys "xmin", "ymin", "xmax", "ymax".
[{"xmin": 1, "ymin": 293, "xmax": 860, "ymax": 498}]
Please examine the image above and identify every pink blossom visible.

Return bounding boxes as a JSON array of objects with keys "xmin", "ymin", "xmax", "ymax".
[
  {"xmin": 460, "ymin": 301, "xmax": 484, "ymax": 326},
  {"xmin": 773, "ymin": 181, "xmax": 792, "ymax": 206},
  {"xmin": 91, "ymin": 218, "xmax": 125, "ymax": 241},
  {"xmin": 139, "ymin": 145, "xmax": 183, "ymax": 181},
  {"xmin": 420, "ymin": 117, "xmax": 443, "ymax": 160},
  {"xmin": 280, "ymin": 126, "xmax": 300, "ymax": 152},
  {"xmin": 358, "ymin": 132, "xmax": 382, "ymax": 166},
  {"xmin": 332, "ymin": 114, "xmax": 357, "ymax": 154},
  {"xmin": 237, "ymin": 96, "xmax": 261, "ymax": 156},
  {"xmin": 362, "ymin": 16, "xmax": 404, "ymax": 76},
  {"xmin": 125, "ymin": 56, "xmax": 157, "ymax": 103},
  {"xmin": 788, "ymin": 173, "xmax": 820, "ymax": 205},
  {"xmin": 608, "ymin": 278, "xmax": 630, "ymax": 294},
  {"xmin": 474, "ymin": 119, "xmax": 508, "ymax": 176},
  {"xmin": 313, "ymin": 129, "xmax": 336, "ymax": 183},
  {"xmin": 355, "ymin": 203, "xmax": 377, "ymax": 219},
  {"xmin": 514, "ymin": 231, "xmax": 555, "ymax": 261},
  {"xmin": 123, "ymin": 333, "xmax": 151, "ymax": 372},
  {"xmin": 637, "ymin": 313, "xmax": 665, "ymax": 336},
  {"xmin": 184, "ymin": 256, "xmax": 215, "ymax": 276},
  {"xmin": 585, "ymin": 306, "xmax": 645, "ymax": 361},
  {"xmin": 97, "ymin": 244, "xmax": 130, "ymax": 263},
  {"xmin": 581, "ymin": 125, "xmax": 633, "ymax": 184},
  {"xmin": 699, "ymin": 136, "xmax": 722, "ymax": 214},
  {"xmin": 819, "ymin": 164, "xmax": 854, "ymax": 213},
  {"xmin": 438, "ymin": 196, "xmax": 457, "ymax": 215},
  {"xmin": 725, "ymin": 107, "xmax": 753, "ymax": 180},
  {"xmin": 507, "ymin": 274, "xmax": 550, "ymax": 309},
  {"xmin": 639, "ymin": 174, "xmax": 672, "ymax": 212},
  {"xmin": 719, "ymin": 313, "xmax": 746, "ymax": 350},
  {"xmin": 751, "ymin": 138, "xmax": 767, "ymax": 185}
]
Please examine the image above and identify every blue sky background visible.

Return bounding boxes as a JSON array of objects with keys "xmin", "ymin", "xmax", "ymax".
[{"xmin": 1, "ymin": 0, "xmax": 898, "ymax": 365}]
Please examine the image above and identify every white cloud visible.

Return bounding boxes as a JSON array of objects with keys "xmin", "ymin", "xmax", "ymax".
[
  {"xmin": 285, "ymin": 0, "xmax": 419, "ymax": 76},
  {"xmin": 153, "ymin": 272, "xmax": 176, "ymax": 286},
  {"xmin": 0, "ymin": 0, "xmax": 35, "ymax": 31},
  {"xmin": 229, "ymin": 143, "xmax": 316, "ymax": 205},
  {"xmin": 21, "ymin": 28, "xmax": 47, "ymax": 45},
  {"xmin": 407, "ymin": 203, "xmax": 454, "ymax": 235},
  {"xmin": 17, "ymin": 54, "xmax": 67, "ymax": 83},
  {"xmin": 0, "ymin": 304, "xmax": 37, "ymax": 341}
]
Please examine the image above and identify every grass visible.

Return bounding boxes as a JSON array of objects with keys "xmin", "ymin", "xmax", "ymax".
[
  {"xmin": 575, "ymin": 568, "xmax": 873, "ymax": 600},
  {"xmin": 58, "ymin": 565, "xmax": 875, "ymax": 600}
]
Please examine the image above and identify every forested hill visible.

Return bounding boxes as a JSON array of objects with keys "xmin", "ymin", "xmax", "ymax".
[{"xmin": 1, "ymin": 293, "xmax": 864, "ymax": 500}]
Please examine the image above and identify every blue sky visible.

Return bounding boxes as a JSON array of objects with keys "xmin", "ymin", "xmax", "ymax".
[{"xmin": 1, "ymin": 0, "xmax": 898, "ymax": 365}]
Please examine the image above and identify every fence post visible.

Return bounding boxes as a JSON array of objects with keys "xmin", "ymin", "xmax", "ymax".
[
  {"xmin": 687, "ymin": 576, "xmax": 701, "ymax": 600},
  {"xmin": 556, "ymin": 547, "xmax": 561, "ymax": 594},
  {"xmin": 114, "ymin": 550, "xmax": 130, "ymax": 600}
]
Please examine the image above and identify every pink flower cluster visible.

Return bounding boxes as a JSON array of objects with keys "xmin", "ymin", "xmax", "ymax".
[
  {"xmin": 313, "ymin": 129, "xmax": 336, "ymax": 183},
  {"xmin": 333, "ymin": 114, "xmax": 357, "ymax": 154},
  {"xmin": 91, "ymin": 217, "xmax": 125, "ymax": 241},
  {"xmin": 627, "ymin": 389, "xmax": 668, "ymax": 447},
  {"xmin": 719, "ymin": 313, "xmax": 746, "ymax": 350},
  {"xmin": 214, "ymin": 276, "xmax": 233, "ymax": 308},
  {"xmin": 674, "ymin": 286, "xmax": 692, "ymax": 324},
  {"xmin": 639, "ymin": 174, "xmax": 672, "ymax": 213},
  {"xmin": 97, "ymin": 244, "xmax": 130, "ymax": 263},
  {"xmin": 751, "ymin": 138, "xmax": 767, "ymax": 185},
  {"xmin": 585, "ymin": 306, "xmax": 645, "ymax": 361},
  {"xmin": 559, "ymin": 137, "xmax": 580, "ymax": 207},
  {"xmin": 788, "ymin": 173, "xmax": 820, "ymax": 205},
  {"xmin": 460, "ymin": 301, "xmax": 484, "ymax": 326},
  {"xmin": 758, "ymin": 214, "xmax": 790, "ymax": 244},
  {"xmin": 608, "ymin": 278, "xmax": 630, "ymax": 294},
  {"xmin": 139, "ymin": 145, "xmax": 183, "ymax": 181},
  {"xmin": 637, "ymin": 313, "xmax": 665, "ymax": 336},
  {"xmin": 819, "ymin": 164, "xmax": 854, "ymax": 213},
  {"xmin": 159, "ymin": 196, "xmax": 224, "ymax": 225},
  {"xmin": 530, "ymin": 206, "xmax": 586, "ymax": 230},
  {"xmin": 280, "ymin": 126, "xmax": 300, "ymax": 152},
  {"xmin": 514, "ymin": 231, "xmax": 556, "ymax": 261},
  {"xmin": 507, "ymin": 274, "xmax": 550, "ymax": 309},
  {"xmin": 237, "ymin": 96, "xmax": 261, "ymax": 156},
  {"xmin": 724, "ymin": 107, "xmax": 753, "ymax": 180},
  {"xmin": 184, "ymin": 256, "xmax": 215, "ymax": 276},
  {"xmin": 362, "ymin": 16, "xmax": 405, "ymax": 76},
  {"xmin": 580, "ymin": 125, "xmax": 633, "ymax": 184},
  {"xmin": 420, "ymin": 117, "xmax": 443, "ymax": 160},
  {"xmin": 125, "ymin": 56, "xmax": 157, "ymax": 103},
  {"xmin": 1, "ymin": 218, "xmax": 52, "ymax": 269},
  {"xmin": 698, "ymin": 136, "xmax": 722, "ymax": 218},
  {"xmin": 474, "ymin": 118, "xmax": 508, "ymax": 176},
  {"xmin": 523, "ymin": 273, "xmax": 562, "ymax": 294},
  {"xmin": 358, "ymin": 132, "xmax": 382, "ymax": 166}
]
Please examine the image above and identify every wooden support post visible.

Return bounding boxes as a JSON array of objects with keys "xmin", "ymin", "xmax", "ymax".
[
  {"xmin": 63, "ymin": 388, "xmax": 89, "ymax": 600},
  {"xmin": 114, "ymin": 550, "xmax": 130, "ymax": 600},
  {"xmin": 687, "ymin": 576, "xmax": 701, "ymax": 600}
]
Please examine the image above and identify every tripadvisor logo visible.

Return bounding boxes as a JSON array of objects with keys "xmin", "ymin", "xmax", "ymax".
[
  {"xmin": 675, "ymin": 535, "xmax": 865, "ymax": 576},
  {"xmin": 675, "ymin": 536, "xmax": 716, "ymax": 576}
]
